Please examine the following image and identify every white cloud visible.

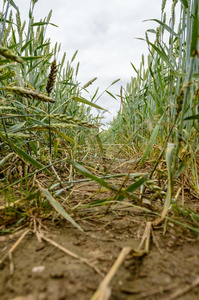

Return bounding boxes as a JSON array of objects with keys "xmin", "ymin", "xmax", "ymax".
[{"xmin": 13, "ymin": 0, "xmax": 177, "ymax": 124}]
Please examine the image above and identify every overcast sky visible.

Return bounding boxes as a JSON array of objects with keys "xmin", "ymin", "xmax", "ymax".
[{"xmin": 12, "ymin": 0, "xmax": 174, "ymax": 124}]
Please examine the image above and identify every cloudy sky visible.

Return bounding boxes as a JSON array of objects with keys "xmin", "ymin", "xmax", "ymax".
[{"xmin": 13, "ymin": 0, "xmax": 174, "ymax": 124}]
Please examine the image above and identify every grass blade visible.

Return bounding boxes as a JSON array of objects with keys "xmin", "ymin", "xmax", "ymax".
[
  {"xmin": 0, "ymin": 133, "xmax": 51, "ymax": 175},
  {"xmin": 144, "ymin": 19, "xmax": 179, "ymax": 37},
  {"xmin": 71, "ymin": 96, "xmax": 106, "ymax": 110},
  {"xmin": 148, "ymin": 42, "xmax": 174, "ymax": 70},
  {"xmin": 161, "ymin": 143, "xmax": 175, "ymax": 219},
  {"xmin": 39, "ymin": 186, "xmax": 83, "ymax": 232},
  {"xmin": 126, "ymin": 177, "xmax": 148, "ymax": 194},
  {"xmin": 184, "ymin": 114, "xmax": 199, "ymax": 120},
  {"xmin": 139, "ymin": 116, "xmax": 163, "ymax": 165},
  {"xmin": 32, "ymin": 22, "xmax": 58, "ymax": 27},
  {"xmin": 71, "ymin": 161, "xmax": 111, "ymax": 190}
]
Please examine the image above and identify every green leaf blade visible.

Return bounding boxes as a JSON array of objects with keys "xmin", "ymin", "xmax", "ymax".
[
  {"xmin": 0, "ymin": 133, "xmax": 51, "ymax": 175},
  {"xmin": 40, "ymin": 187, "xmax": 83, "ymax": 232},
  {"xmin": 71, "ymin": 96, "xmax": 106, "ymax": 111}
]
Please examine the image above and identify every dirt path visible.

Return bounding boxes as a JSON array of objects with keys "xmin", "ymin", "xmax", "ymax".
[
  {"xmin": 1, "ymin": 205, "xmax": 199, "ymax": 300},
  {"xmin": 1, "ymin": 160, "xmax": 199, "ymax": 300}
]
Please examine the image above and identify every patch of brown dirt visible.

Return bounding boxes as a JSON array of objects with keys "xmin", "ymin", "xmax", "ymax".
[
  {"xmin": 1, "ymin": 209, "xmax": 199, "ymax": 300},
  {"xmin": 1, "ymin": 159, "xmax": 199, "ymax": 300}
]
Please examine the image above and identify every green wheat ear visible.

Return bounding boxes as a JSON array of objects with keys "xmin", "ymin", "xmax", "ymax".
[
  {"xmin": 0, "ymin": 46, "xmax": 24, "ymax": 65},
  {"xmin": 46, "ymin": 59, "xmax": 57, "ymax": 96}
]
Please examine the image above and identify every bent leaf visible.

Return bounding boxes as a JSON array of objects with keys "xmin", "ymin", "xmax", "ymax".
[
  {"xmin": 71, "ymin": 161, "xmax": 110, "ymax": 190},
  {"xmin": 106, "ymin": 90, "xmax": 117, "ymax": 100},
  {"xmin": 144, "ymin": 19, "xmax": 179, "ymax": 37},
  {"xmin": 148, "ymin": 42, "xmax": 174, "ymax": 70},
  {"xmin": 71, "ymin": 96, "xmax": 106, "ymax": 111},
  {"xmin": 71, "ymin": 161, "xmax": 141, "ymax": 201},
  {"xmin": 32, "ymin": 22, "xmax": 58, "ymax": 27},
  {"xmin": 9, "ymin": 0, "xmax": 19, "ymax": 12},
  {"xmin": 0, "ymin": 133, "xmax": 51, "ymax": 175},
  {"xmin": 39, "ymin": 187, "xmax": 83, "ymax": 232}
]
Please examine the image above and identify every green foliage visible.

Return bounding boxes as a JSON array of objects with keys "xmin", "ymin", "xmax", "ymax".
[
  {"xmin": 71, "ymin": 161, "xmax": 147, "ymax": 202},
  {"xmin": 0, "ymin": 0, "xmax": 105, "ymax": 230},
  {"xmin": 0, "ymin": 0, "xmax": 102, "ymax": 169},
  {"xmin": 105, "ymin": 0, "xmax": 199, "ymax": 218},
  {"xmin": 106, "ymin": 0, "xmax": 198, "ymax": 156},
  {"xmin": 39, "ymin": 185, "xmax": 84, "ymax": 232},
  {"xmin": 0, "ymin": 0, "xmax": 198, "ymax": 232}
]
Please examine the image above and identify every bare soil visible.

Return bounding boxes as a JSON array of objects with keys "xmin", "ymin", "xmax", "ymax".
[{"xmin": 1, "ymin": 161, "xmax": 199, "ymax": 300}]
